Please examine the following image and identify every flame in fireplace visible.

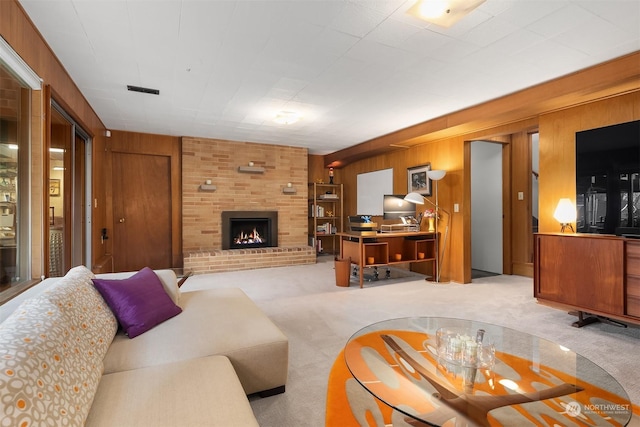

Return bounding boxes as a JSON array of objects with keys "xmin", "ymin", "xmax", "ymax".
[{"xmin": 233, "ymin": 228, "xmax": 264, "ymax": 245}]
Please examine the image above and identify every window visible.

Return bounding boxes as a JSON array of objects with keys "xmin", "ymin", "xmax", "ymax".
[{"xmin": 0, "ymin": 36, "xmax": 42, "ymax": 301}]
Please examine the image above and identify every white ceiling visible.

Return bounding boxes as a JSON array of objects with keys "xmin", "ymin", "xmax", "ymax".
[{"xmin": 18, "ymin": 0, "xmax": 640, "ymax": 155}]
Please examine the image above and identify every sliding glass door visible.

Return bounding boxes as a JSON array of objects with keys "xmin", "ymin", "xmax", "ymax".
[{"xmin": 48, "ymin": 102, "xmax": 90, "ymax": 276}]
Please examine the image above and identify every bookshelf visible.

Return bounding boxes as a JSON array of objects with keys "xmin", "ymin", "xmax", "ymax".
[{"xmin": 309, "ymin": 183, "xmax": 343, "ymax": 255}]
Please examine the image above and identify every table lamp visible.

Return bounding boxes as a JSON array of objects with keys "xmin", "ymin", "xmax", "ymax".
[{"xmin": 553, "ymin": 198, "xmax": 576, "ymax": 233}]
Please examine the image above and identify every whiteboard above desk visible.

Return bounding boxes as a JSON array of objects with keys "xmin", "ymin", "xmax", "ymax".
[{"xmin": 356, "ymin": 168, "xmax": 393, "ymax": 215}]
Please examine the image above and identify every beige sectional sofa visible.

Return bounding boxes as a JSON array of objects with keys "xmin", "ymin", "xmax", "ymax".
[{"xmin": 0, "ymin": 266, "xmax": 288, "ymax": 426}]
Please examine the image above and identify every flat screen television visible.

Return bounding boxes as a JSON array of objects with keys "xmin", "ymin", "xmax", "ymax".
[
  {"xmin": 575, "ymin": 120, "xmax": 640, "ymax": 236},
  {"xmin": 383, "ymin": 195, "xmax": 416, "ymax": 220}
]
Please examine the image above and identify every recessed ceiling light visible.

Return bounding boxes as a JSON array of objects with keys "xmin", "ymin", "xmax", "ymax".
[
  {"xmin": 274, "ymin": 111, "xmax": 301, "ymax": 125},
  {"xmin": 407, "ymin": 0, "xmax": 485, "ymax": 28}
]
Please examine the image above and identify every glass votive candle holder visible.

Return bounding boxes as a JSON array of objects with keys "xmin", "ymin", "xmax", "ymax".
[
  {"xmin": 436, "ymin": 327, "xmax": 469, "ymax": 362},
  {"xmin": 477, "ymin": 342, "xmax": 496, "ymax": 369},
  {"xmin": 436, "ymin": 327, "xmax": 493, "ymax": 367}
]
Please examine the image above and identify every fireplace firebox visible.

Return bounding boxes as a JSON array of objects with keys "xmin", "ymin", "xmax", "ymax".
[{"xmin": 221, "ymin": 211, "xmax": 278, "ymax": 250}]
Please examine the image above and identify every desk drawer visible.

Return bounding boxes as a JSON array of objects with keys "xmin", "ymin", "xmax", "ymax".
[{"xmin": 627, "ymin": 242, "xmax": 640, "ymax": 276}]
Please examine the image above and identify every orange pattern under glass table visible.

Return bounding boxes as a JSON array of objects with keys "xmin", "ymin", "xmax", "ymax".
[{"xmin": 344, "ymin": 317, "xmax": 631, "ymax": 426}]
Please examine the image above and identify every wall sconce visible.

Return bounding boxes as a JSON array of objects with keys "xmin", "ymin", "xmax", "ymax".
[
  {"xmin": 553, "ymin": 198, "xmax": 576, "ymax": 232},
  {"xmin": 282, "ymin": 182, "xmax": 297, "ymax": 194},
  {"xmin": 238, "ymin": 161, "xmax": 265, "ymax": 173},
  {"xmin": 199, "ymin": 179, "xmax": 216, "ymax": 192}
]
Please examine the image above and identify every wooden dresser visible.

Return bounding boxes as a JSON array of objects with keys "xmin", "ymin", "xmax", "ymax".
[{"xmin": 534, "ymin": 233, "xmax": 640, "ymax": 327}]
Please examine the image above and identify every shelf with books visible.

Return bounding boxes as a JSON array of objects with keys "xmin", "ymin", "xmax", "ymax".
[{"xmin": 308, "ymin": 183, "xmax": 343, "ymax": 255}]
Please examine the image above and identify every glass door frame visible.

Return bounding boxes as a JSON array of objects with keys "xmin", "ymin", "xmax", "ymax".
[{"xmin": 48, "ymin": 99, "xmax": 92, "ymax": 276}]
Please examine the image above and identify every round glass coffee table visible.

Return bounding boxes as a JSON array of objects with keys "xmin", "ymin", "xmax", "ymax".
[{"xmin": 344, "ymin": 317, "xmax": 632, "ymax": 426}]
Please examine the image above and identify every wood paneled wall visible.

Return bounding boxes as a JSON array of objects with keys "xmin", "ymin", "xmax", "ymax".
[
  {"xmin": 538, "ymin": 91, "xmax": 640, "ymax": 233},
  {"xmin": 1, "ymin": 0, "xmax": 108, "ymax": 277},
  {"xmin": 510, "ymin": 131, "xmax": 535, "ymax": 277},
  {"xmin": 29, "ymin": 89, "xmax": 44, "ymax": 277}
]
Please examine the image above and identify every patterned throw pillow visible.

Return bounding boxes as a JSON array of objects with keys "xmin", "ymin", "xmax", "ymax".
[
  {"xmin": 92, "ymin": 267, "xmax": 182, "ymax": 338},
  {"xmin": 42, "ymin": 265, "xmax": 118, "ymax": 363},
  {"xmin": 0, "ymin": 296, "xmax": 104, "ymax": 426},
  {"xmin": 0, "ymin": 265, "xmax": 120, "ymax": 426}
]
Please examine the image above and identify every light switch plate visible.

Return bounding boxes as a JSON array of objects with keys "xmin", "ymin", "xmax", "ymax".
[
  {"xmin": 454, "ymin": 203, "xmax": 459, "ymax": 212},
  {"xmin": 518, "ymin": 191, "xmax": 524, "ymax": 200}
]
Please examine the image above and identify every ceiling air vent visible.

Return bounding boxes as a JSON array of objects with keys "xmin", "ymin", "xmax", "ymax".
[{"xmin": 127, "ymin": 85, "xmax": 159, "ymax": 95}]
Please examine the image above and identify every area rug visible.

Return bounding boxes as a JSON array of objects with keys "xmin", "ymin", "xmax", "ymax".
[
  {"xmin": 326, "ymin": 348, "xmax": 396, "ymax": 426},
  {"xmin": 326, "ymin": 329, "xmax": 639, "ymax": 426}
]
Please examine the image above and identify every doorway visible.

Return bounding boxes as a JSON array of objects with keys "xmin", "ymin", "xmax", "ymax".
[
  {"xmin": 470, "ymin": 141, "xmax": 503, "ymax": 277},
  {"xmin": 111, "ymin": 152, "xmax": 172, "ymax": 271},
  {"xmin": 48, "ymin": 103, "xmax": 91, "ymax": 276}
]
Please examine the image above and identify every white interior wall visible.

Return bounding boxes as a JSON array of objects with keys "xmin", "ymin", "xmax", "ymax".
[{"xmin": 471, "ymin": 141, "xmax": 503, "ymax": 274}]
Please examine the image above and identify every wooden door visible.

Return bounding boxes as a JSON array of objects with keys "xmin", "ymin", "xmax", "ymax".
[{"xmin": 112, "ymin": 152, "xmax": 172, "ymax": 271}]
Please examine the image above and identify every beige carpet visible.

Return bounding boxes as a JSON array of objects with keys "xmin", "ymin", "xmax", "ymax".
[{"xmin": 183, "ymin": 256, "xmax": 640, "ymax": 426}]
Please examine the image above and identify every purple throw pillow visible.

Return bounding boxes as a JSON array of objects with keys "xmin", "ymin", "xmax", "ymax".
[{"xmin": 92, "ymin": 267, "xmax": 182, "ymax": 338}]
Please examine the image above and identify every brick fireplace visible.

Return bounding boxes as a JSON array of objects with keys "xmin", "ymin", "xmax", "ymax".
[
  {"xmin": 222, "ymin": 211, "xmax": 278, "ymax": 250},
  {"xmin": 181, "ymin": 137, "xmax": 315, "ymax": 274}
]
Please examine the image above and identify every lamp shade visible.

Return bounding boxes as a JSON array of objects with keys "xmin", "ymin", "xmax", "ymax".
[
  {"xmin": 404, "ymin": 192, "xmax": 425, "ymax": 204},
  {"xmin": 427, "ymin": 170, "xmax": 446, "ymax": 180},
  {"xmin": 553, "ymin": 198, "xmax": 576, "ymax": 223}
]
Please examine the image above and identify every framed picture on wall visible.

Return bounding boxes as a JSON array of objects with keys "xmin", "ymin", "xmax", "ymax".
[
  {"xmin": 49, "ymin": 179, "xmax": 60, "ymax": 196},
  {"xmin": 407, "ymin": 164, "xmax": 431, "ymax": 196}
]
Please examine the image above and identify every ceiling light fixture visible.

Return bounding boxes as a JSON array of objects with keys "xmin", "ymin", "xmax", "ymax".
[
  {"xmin": 274, "ymin": 111, "xmax": 301, "ymax": 125},
  {"xmin": 419, "ymin": 0, "xmax": 449, "ymax": 18},
  {"xmin": 407, "ymin": 0, "xmax": 485, "ymax": 28}
]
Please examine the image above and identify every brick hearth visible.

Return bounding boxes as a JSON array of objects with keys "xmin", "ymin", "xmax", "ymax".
[{"xmin": 184, "ymin": 246, "xmax": 315, "ymax": 275}]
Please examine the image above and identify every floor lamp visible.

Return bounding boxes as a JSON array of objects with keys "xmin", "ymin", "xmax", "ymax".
[{"xmin": 404, "ymin": 170, "xmax": 449, "ymax": 283}]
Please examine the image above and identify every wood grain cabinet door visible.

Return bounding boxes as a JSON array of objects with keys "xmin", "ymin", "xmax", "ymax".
[
  {"xmin": 626, "ymin": 242, "xmax": 640, "ymax": 318},
  {"xmin": 535, "ymin": 234, "xmax": 624, "ymax": 315}
]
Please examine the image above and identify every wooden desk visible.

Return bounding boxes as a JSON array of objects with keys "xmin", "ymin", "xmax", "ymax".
[{"xmin": 338, "ymin": 231, "xmax": 437, "ymax": 288}]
